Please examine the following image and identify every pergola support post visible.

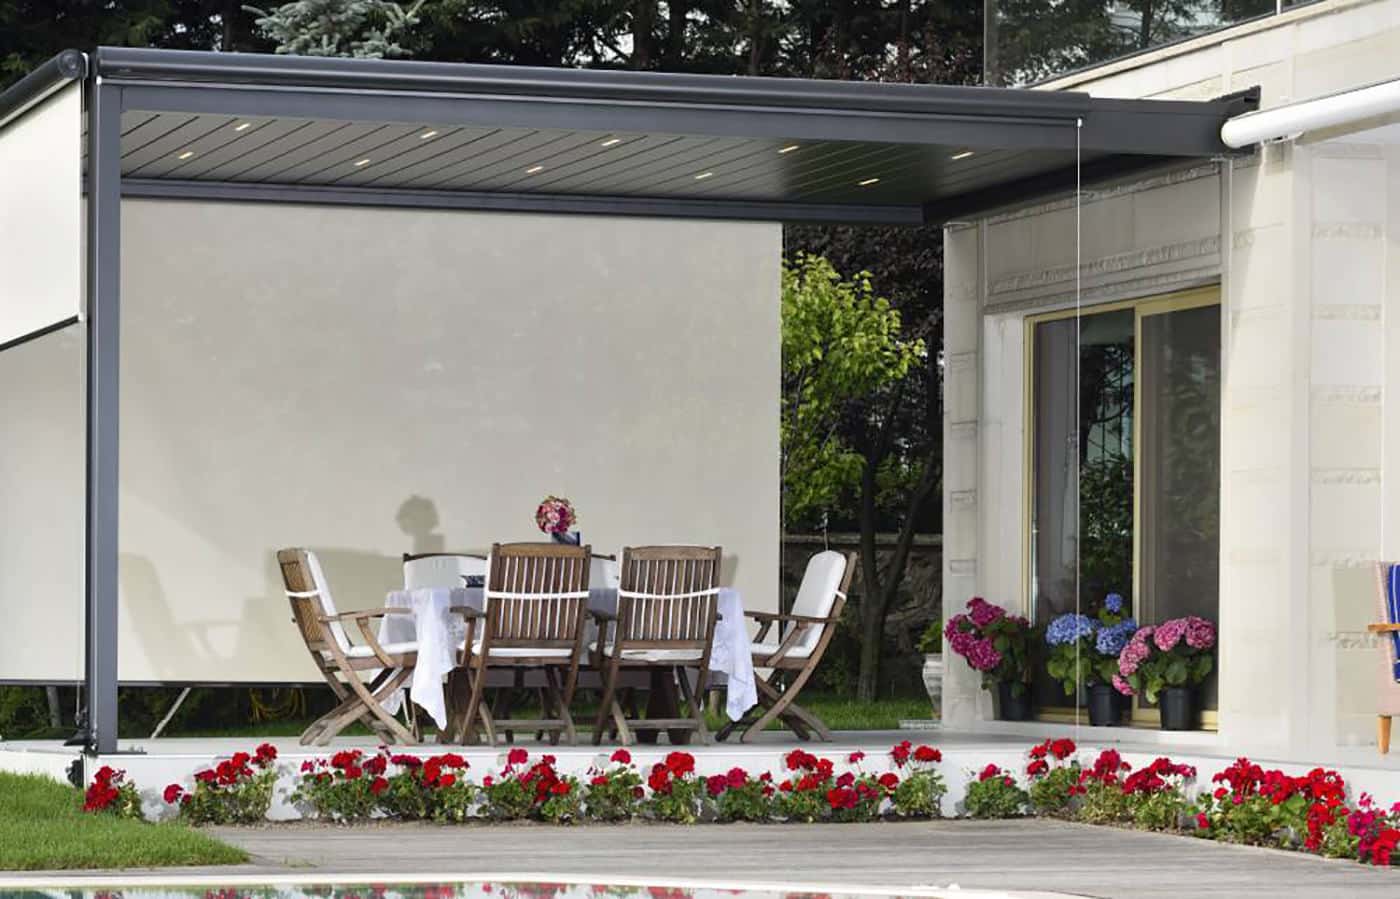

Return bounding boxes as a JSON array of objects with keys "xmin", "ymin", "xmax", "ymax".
[{"xmin": 84, "ymin": 77, "xmax": 121, "ymax": 756}]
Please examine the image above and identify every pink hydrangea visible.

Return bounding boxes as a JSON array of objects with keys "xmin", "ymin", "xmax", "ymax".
[
  {"xmin": 944, "ymin": 613, "xmax": 969, "ymax": 642},
  {"xmin": 967, "ymin": 597, "xmax": 1005, "ymax": 629},
  {"xmin": 948, "ymin": 629, "xmax": 977, "ymax": 656},
  {"xmin": 1118, "ymin": 626, "xmax": 1154, "ymax": 676},
  {"xmin": 1112, "ymin": 673, "xmax": 1135, "ymax": 697},
  {"xmin": 1184, "ymin": 616, "xmax": 1216, "ymax": 650},
  {"xmin": 1153, "ymin": 618, "xmax": 1188, "ymax": 652},
  {"xmin": 964, "ymin": 638, "xmax": 1003, "ymax": 672}
]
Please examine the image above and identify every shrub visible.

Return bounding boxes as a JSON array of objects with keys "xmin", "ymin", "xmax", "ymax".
[
  {"xmin": 584, "ymin": 749, "xmax": 646, "ymax": 822},
  {"xmin": 646, "ymin": 752, "xmax": 704, "ymax": 824},
  {"xmin": 373, "ymin": 752, "xmax": 472, "ymax": 822},
  {"xmin": 1114, "ymin": 617, "xmax": 1216, "ymax": 702},
  {"xmin": 290, "ymin": 748, "xmax": 387, "ymax": 822},
  {"xmin": 963, "ymin": 764, "xmax": 1027, "ymax": 818},
  {"xmin": 168, "ymin": 743, "xmax": 280, "ymax": 825},
  {"xmin": 888, "ymin": 741, "xmax": 944, "ymax": 818},
  {"xmin": 773, "ymin": 749, "xmax": 835, "ymax": 823},
  {"xmin": 1346, "ymin": 794, "xmax": 1400, "ymax": 865},
  {"xmin": 84, "ymin": 766, "xmax": 143, "ymax": 820},
  {"xmin": 480, "ymin": 749, "xmax": 581, "ymax": 823},
  {"xmin": 1025, "ymin": 738, "xmax": 1079, "ymax": 817},
  {"xmin": 1075, "ymin": 749, "xmax": 1131, "ymax": 825},
  {"xmin": 944, "ymin": 597, "xmax": 1032, "ymax": 699},
  {"xmin": 706, "ymin": 766, "xmax": 774, "ymax": 823},
  {"xmin": 1121, "ymin": 756, "xmax": 1196, "ymax": 832}
]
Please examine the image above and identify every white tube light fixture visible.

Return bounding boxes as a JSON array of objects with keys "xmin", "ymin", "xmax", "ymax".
[{"xmin": 1221, "ymin": 77, "xmax": 1400, "ymax": 148}]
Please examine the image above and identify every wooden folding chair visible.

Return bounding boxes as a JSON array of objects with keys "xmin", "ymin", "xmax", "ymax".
[
  {"xmin": 277, "ymin": 547, "xmax": 419, "ymax": 746},
  {"xmin": 718, "ymin": 549, "xmax": 855, "ymax": 743},
  {"xmin": 453, "ymin": 542, "xmax": 592, "ymax": 746},
  {"xmin": 592, "ymin": 545, "xmax": 722, "ymax": 746}
]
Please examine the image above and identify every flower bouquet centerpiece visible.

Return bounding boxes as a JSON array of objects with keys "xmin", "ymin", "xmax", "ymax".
[
  {"xmin": 944, "ymin": 597, "xmax": 1033, "ymax": 720},
  {"xmin": 1114, "ymin": 615, "xmax": 1216, "ymax": 730},
  {"xmin": 535, "ymin": 495, "xmax": 579, "ymax": 545},
  {"xmin": 1044, "ymin": 592, "xmax": 1137, "ymax": 726}
]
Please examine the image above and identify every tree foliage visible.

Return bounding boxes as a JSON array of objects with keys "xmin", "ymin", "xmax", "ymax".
[
  {"xmin": 781, "ymin": 253, "xmax": 923, "ymax": 527},
  {"xmin": 247, "ymin": 0, "xmax": 425, "ymax": 57}
]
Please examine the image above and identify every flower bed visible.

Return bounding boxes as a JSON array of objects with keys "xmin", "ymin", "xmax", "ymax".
[{"xmin": 81, "ymin": 739, "xmax": 1400, "ymax": 868}]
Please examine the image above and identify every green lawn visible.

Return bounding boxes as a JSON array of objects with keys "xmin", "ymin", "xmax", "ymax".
[
  {"xmin": 0, "ymin": 772, "xmax": 247, "ymax": 871},
  {"xmin": 168, "ymin": 692, "xmax": 931, "ymax": 739}
]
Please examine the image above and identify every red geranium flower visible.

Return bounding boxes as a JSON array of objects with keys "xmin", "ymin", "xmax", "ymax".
[
  {"xmin": 913, "ymin": 745, "xmax": 941, "ymax": 763},
  {"xmin": 664, "ymin": 751, "xmax": 695, "ymax": 776},
  {"xmin": 163, "ymin": 784, "xmax": 183, "ymax": 804},
  {"xmin": 706, "ymin": 774, "xmax": 728, "ymax": 797},
  {"xmin": 507, "ymin": 748, "xmax": 529, "ymax": 766},
  {"xmin": 370, "ymin": 776, "xmax": 389, "ymax": 796},
  {"xmin": 610, "ymin": 749, "xmax": 632, "ymax": 764}
]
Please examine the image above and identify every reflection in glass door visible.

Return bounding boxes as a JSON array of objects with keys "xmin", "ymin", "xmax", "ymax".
[{"xmin": 1026, "ymin": 289, "xmax": 1220, "ymax": 722}]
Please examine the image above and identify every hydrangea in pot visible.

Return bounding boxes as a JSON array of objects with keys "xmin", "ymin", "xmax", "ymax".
[
  {"xmin": 944, "ymin": 597, "xmax": 1032, "ymax": 720},
  {"xmin": 1114, "ymin": 616, "xmax": 1216, "ymax": 730},
  {"xmin": 1044, "ymin": 592, "xmax": 1137, "ymax": 726}
]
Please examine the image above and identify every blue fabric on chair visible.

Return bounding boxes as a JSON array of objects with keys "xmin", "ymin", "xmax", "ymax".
[{"xmin": 1388, "ymin": 564, "xmax": 1400, "ymax": 682}]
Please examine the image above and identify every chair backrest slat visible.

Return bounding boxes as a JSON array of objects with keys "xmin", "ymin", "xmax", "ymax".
[
  {"xmin": 484, "ymin": 542, "xmax": 591, "ymax": 649},
  {"xmin": 617, "ymin": 545, "xmax": 722, "ymax": 647}
]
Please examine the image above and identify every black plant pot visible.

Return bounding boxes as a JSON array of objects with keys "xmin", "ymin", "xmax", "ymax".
[
  {"xmin": 995, "ymin": 681, "xmax": 1032, "ymax": 721},
  {"xmin": 1159, "ymin": 686, "xmax": 1198, "ymax": 731},
  {"xmin": 1087, "ymin": 683, "xmax": 1122, "ymax": 727}
]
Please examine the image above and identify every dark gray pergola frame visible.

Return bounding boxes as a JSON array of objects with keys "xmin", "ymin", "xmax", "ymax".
[{"xmin": 0, "ymin": 48, "xmax": 1254, "ymax": 754}]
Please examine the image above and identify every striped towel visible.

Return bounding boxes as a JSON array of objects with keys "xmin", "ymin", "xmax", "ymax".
[{"xmin": 1388, "ymin": 565, "xmax": 1400, "ymax": 681}]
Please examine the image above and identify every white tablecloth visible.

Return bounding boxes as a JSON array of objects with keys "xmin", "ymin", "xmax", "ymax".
[{"xmin": 378, "ymin": 585, "xmax": 756, "ymax": 729}]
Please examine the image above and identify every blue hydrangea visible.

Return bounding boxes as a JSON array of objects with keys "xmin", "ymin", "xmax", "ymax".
[
  {"xmin": 1045, "ymin": 613, "xmax": 1097, "ymax": 646},
  {"xmin": 1104, "ymin": 593, "xmax": 1125, "ymax": 614},
  {"xmin": 1095, "ymin": 618, "xmax": 1138, "ymax": 656}
]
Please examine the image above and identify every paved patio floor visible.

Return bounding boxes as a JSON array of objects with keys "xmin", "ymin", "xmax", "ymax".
[{"xmin": 8, "ymin": 819, "xmax": 1397, "ymax": 898}]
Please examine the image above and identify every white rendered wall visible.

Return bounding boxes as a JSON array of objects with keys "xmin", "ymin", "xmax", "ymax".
[
  {"xmin": 0, "ymin": 83, "xmax": 81, "ymax": 346},
  {"xmin": 114, "ymin": 200, "xmax": 780, "ymax": 683},
  {"xmin": 942, "ymin": 0, "xmax": 1400, "ymax": 762}
]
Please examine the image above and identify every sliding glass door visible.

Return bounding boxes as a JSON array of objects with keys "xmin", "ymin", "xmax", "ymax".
[{"xmin": 1026, "ymin": 288, "xmax": 1221, "ymax": 723}]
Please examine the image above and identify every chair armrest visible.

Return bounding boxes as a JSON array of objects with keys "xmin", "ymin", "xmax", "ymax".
[
  {"xmin": 746, "ymin": 610, "xmax": 836, "ymax": 625},
  {"xmin": 451, "ymin": 607, "xmax": 485, "ymax": 619},
  {"xmin": 1369, "ymin": 623, "xmax": 1400, "ymax": 633},
  {"xmin": 319, "ymin": 607, "xmax": 410, "ymax": 623},
  {"xmin": 589, "ymin": 609, "xmax": 618, "ymax": 621}
]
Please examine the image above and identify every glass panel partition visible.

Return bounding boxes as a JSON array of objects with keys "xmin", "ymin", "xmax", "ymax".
[{"xmin": 989, "ymin": 0, "xmax": 1288, "ymax": 86}]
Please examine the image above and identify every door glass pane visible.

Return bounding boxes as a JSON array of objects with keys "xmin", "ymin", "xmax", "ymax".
[
  {"xmin": 1030, "ymin": 309, "xmax": 1135, "ymax": 708},
  {"xmin": 1139, "ymin": 303, "xmax": 1221, "ymax": 707}
]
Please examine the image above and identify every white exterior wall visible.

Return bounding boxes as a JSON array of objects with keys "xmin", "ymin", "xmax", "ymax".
[
  {"xmin": 0, "ymin": 199, "xmax": 782, "ymax": 684},
  {"xmin": 943, "ymin": 0, "xmax": 1400, "ymax": 760}
]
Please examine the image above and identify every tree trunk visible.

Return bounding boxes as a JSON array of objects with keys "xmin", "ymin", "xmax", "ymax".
[
  {"xmin": 1139, "ymin": 0, "xmax": 1155, "ymax": 50},
  {"xmin": 46, "ymin": 686, "xmax": 62, "ymax": 729},
  {"xmin": 665, "ymin": 0, "xmax": 688, "ymax": 67},
  {"xmin": 633, "ymin": 0, "xmax": 655, "ymax": 69},
  {"xmin": 982, "ymin": 0, "xmax": 1000, "ymax": 85},
  {"xmin": 747, "ymin": 0, "xmax": 764, "ymax": 75}
]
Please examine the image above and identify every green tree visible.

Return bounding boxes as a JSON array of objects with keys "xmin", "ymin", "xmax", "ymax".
[
  {"xmin": 782, "ymin": 253, "xmax": 928, "ymax": 699},
  {"xmin": 247, "ymin": 0, "xmax": 425, "ymax": 57}
]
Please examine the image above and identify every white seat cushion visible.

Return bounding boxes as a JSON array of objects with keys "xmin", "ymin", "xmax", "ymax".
[
  {"xmin": 589, "ymin": 641, "xmax": 705, "ymax": 663},
  {"xmin": 331, "ymin": 640, "xmax": 419, "ymax": 660},
  {"xmin": 781, "ymin": 550, "xmax": 848, "ymax": 656},
  {"xmin": 473, "ymin": 641, "xmax": 575, "ymax": 659},
  {"xmin": 750, "ymin": 640, "xmax": 813, "ymax": 661}
]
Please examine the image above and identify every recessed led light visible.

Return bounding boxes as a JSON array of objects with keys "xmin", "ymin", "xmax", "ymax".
[
  {"xmin": 233, "ymin": 122, "xmax": 252, "ymax": 132},
  {"xmin": 779, "ymin": 144, "xmax": 800, "ymax": 154},
  {"xmin": 950, "ymin": 150, "xmax": 975, "ymax": 160},
  {"xmin": 419, "ymin": 130, "xmax": 439, "ymax": 139},
  {"xmin": 354, "ymin": 158, "xmax": 372, "ymax": 167},
  {"xmin": 600, "ymin": 137, "xmax": 622, "ymax": 147},
  {"xmin": 858, "ymin": 177, "xmax": 880, "ymax": 186},
  {"xmin": 175, "ymin": 150, "xmax": 195, "ymax": 160},
  {"xmin": 694, "ymin": 171, "xmax": 715, "ymax": 180},
  {"xmin": 525, "ymin": 165, "xmax": 545, "ymax": 174}
]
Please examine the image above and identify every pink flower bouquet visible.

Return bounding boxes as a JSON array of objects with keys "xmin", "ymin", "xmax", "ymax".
[
  {"xmin": 535, "ymin": 496, "xmax": 578, "ymax": 542},
  {"xmin": 1113, "ymin": 616, "xmax": 1216, "ymax": 703}
]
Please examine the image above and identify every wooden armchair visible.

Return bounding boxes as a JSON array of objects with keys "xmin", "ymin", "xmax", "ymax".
[
  {"xmin": 1369, "ymin": 562, "xmax": 1400, "ymax": 754},
  {"xmin": 277, "ymin": 547, "xmax": 419, "ymax": 745},
  {"xmin": 718, "ymin": 549, "xmax": 855, "ymax": 743},
  {"xmin": 454, "ymin": 542, "xmax": 592, "ymax": 746},
  {"xmin": 592, "ymin": 545, "xmax": 722, "ymax": 746}
]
